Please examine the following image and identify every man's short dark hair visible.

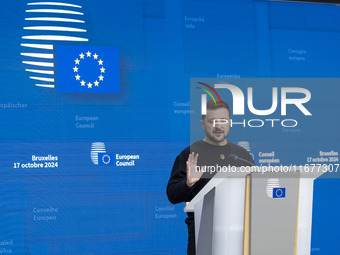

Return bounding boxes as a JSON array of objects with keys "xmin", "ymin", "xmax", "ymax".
[{"xmin": 202, "ymin": 100, "xmax": 230, "ymax": 119}]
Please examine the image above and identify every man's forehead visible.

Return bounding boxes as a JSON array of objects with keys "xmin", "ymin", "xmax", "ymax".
[{"xmin": 206, "ymin": 108, "xmax": 230, "ymax": 118}]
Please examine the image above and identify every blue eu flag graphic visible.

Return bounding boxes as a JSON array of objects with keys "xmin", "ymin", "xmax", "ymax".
[
  {"xmin": 56, "ymin": 45, "xmax": 120, "ymax": 93},
  {"xmin": 273, "ymin": 188, "xmax": 286, "ymax": 198},
  {"xmin": 97, "ymin": 153, "xmax": 115, "ymax": 165}
]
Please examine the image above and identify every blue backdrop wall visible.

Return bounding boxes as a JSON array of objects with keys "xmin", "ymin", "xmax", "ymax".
[{"xmin": 0, "ymin": 0, "xmax": 339, "ymax": 254}]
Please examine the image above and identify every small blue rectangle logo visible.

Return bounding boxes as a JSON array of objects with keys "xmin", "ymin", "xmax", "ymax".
[
  {"xmin": 97, "ymin": 153, "xmax": 115, "ymax": 165},
  {"xmin": 273, "ymin": 188, "xmax": 286, "ymax": 198}
]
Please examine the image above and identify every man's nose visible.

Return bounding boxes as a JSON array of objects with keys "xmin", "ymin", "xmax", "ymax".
[{"xmin": 213, "ymin": 119, "xmax": 228, "ymax": 127}]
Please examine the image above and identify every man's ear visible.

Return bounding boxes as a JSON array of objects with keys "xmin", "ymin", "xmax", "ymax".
[{"xmin": 200, "ymin": 119, "xmax": 205, "ymax": 131}]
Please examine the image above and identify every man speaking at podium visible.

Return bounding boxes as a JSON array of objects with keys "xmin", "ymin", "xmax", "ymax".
[{"xmin": 167, "ymin": 100, "xmax": 254, "ymax": 255}]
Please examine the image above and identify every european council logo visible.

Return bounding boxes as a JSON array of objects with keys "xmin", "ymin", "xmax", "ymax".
[{"xmin": 56, "ymin": 45, "xmax": 120, "ymax": 93}]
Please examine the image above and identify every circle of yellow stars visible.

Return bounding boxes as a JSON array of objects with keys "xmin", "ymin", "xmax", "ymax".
[
  {"xmin": 73, "ymin": 51, "xmax": 105, "ymax": 89},
  {"xmin": 102, "ymin": 154, "xmax": 111, "ymax": 164}
]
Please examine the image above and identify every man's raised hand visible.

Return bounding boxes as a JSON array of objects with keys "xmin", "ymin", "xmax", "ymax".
[{"xmin": 186, "ymin": 152, "xmax": 204, "ymax": 187}]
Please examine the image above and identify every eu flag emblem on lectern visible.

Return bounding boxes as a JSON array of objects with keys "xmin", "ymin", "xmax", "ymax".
[
  {"xmin": 273, "ymin": 188, "xmax": 286, "ymax": 198},
  {"xmin": 56, "ymin": 45, "xmax": 120, "ymax": 93}
]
